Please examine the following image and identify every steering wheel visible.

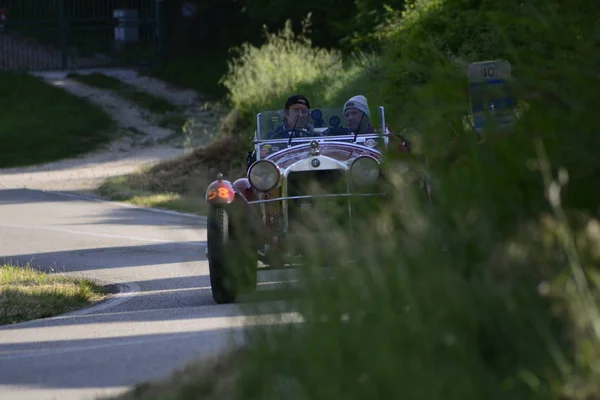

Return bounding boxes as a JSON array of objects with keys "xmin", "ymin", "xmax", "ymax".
[{"xmin": 268, "ymin": 128, "xmax": 318, "ymax": 140}]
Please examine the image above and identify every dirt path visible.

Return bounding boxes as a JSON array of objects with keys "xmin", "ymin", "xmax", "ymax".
[{"xmin": 0, "ymin": 69, "xmax": 227, "ymax": 193}]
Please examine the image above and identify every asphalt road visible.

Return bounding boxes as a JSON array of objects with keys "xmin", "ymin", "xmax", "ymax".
[{"xmin": 0, "ymin": 189, "xmax": 297, "ymax": 400}]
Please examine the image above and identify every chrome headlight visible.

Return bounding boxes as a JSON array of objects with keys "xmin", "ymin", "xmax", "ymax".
[
  {"xmin": 350, "ymin": 156, "xmax": 380, "ymax": 185},
  {"xmin": 248, "ymin": 160, "xmax": 280, "ymax": 191}
]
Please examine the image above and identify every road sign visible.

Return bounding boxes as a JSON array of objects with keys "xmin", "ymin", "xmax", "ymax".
[
  {"xmin": 467, "ymin": 60, "xmax": 515, "ymax": 132},
  {"xmin": 181, "ymin": 1, "xmax": 198, "ymax": 19}
]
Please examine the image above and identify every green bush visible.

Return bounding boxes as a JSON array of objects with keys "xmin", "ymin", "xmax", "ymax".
[{"xmin": 219, "ymin": 18, "xmax": 350, "ymax": 135}]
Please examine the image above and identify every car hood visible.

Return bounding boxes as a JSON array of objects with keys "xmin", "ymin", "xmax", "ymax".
[{"xmin": 265, "ymin": 141, "xmax": 383, "ymax": 169}]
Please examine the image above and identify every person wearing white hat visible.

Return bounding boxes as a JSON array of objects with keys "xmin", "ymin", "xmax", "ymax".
[{"xmin": 343, "ymin": 95, "xmax": 374, "ymax": 134}]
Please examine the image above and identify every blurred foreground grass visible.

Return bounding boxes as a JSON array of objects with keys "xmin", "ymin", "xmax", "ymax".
[{"xmin": 228, "ymin": 1, "xmax": 600, "ymax": 398}]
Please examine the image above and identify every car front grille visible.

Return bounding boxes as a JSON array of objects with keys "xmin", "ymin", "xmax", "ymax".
[
  {"xmin": 287, "ymin": 170, "xmax": 347, "ymax": 196},
  {"xmin": 286, "ymin": 169, "xmax": 350, "ymax": 233}
]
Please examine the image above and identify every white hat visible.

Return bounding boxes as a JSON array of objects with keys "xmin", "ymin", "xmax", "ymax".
[{"xmin": 343, "ymin": 95, "xmax": 370, "ymax": 118}]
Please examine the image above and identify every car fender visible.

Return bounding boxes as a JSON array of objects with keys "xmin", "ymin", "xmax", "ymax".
[
  {"xmin": 205, "ymin": 179, "xmax": 236, "ymax": 205},
  {"xmin": 233, "ymin": 178, "xmax": 257, "ymax": 202}
]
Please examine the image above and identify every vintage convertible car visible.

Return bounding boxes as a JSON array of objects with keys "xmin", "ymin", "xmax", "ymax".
[{"xmin": 204, "ymin": 106, "xmax": 406, "ymax": 304}]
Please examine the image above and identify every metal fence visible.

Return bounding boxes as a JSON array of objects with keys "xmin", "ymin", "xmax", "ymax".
[{"xmin": 0, "ymin": 0, "xmax": 164, "ymax": 71}]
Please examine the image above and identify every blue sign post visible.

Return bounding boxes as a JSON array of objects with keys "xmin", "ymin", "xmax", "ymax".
[{"xmin": 468, "ymin": 60, "xmax": 515, "ymax": 132}]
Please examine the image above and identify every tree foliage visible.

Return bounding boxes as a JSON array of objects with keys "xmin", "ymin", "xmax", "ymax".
[{"xmin": 163, "ymin": 0, "xmax": 407, "ymax": 56}]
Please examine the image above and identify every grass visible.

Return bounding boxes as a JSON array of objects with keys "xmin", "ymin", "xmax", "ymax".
[
  {"xmin": 97, "ymin": 174, "xmax": 208, "ymax": 216},
  {"xmin": 0, "ymin": 72, "xmax": 115, "ymax": 168},
  {"xmin": 94, "ymin": 135, "xmax": 248, "ymax": 216},
  {"xmin": 0, "ymin": 264, "xmax": 108, "ymax": 325},
  {"xmin": 219, "ymin": 20, "xmax": 346, "ymax": 135},
  {"xmin": 226, "ymin": 2, "xmax": 600, "ymax": 399},
  {"xmin": 68, "ymin": 73, "xmax": 180, "ymax": 116},
  {"xmin": 87, "ymin": 76, "xmax": 235, "ymax": 215},
  {"xmin": 142, "ymin": 53, "xmax": 229, "ymax": 100}
]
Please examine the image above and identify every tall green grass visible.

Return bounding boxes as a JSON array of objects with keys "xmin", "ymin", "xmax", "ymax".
[
  {"xmin": 214, "ymin": 0, "xmax": 600, "ymax": 399},
  {"xmin": 218, "ymin": 18, "xmax": 369, "ymax": 138}
]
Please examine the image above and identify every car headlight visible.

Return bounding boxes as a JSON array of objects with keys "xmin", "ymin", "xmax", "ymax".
[
  {"xmin": 350, "ymin": 156, "xmax": 380, "ymax": 186},
  {"xmin": 248, "ymin": 160, "xmax": 280, "ymax": 191}
]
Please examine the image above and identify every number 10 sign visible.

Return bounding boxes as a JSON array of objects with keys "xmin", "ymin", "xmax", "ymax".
[{"xmin": 467, "ymin": 60, "xmax": 515, "ymax": 132}]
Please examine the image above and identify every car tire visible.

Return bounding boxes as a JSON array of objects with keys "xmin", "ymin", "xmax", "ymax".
[{"xmin": 207, "ymin": 206, "xmax": 257, "ymax": 304}]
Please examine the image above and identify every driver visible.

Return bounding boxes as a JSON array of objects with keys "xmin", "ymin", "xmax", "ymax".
[
  {"xmin": 269, "ymin": 94, "xmax": 315, "ymax": 138},
  {"xmin": 342, "ymin": 95, "xmax": 375, "ymax": 134}
]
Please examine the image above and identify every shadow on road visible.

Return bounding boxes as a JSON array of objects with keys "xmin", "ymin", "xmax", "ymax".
[
  {"xmin": 0, "ymin": 327, "xmax": 244, "ymax": 390},
  {"xmin": 0, "ymin": 242, "xmax": 206, "ymax": 273},
  {"xmin": 0, "ymin": 189, "xmax": 206, "ymax": 228},
  {"xmin": 0, "ymin": 276, "xmax": 302, "ymax": 330},
  {"xmin": 133, "ymin": 272, "xmax": 300, "ymax": 293},
  {"xmin": 0, "ymin": 189, "xmax": 69, "ymax": 204},
  {"xmin": 58, "ymin": 204, "xmax": 207, "ymax": 229}
]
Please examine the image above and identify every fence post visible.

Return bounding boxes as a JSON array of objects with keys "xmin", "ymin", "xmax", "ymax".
[
  {"xmin": 155, "ymin": 0, "xmax": 165, "ymax": 65},
  {"xmin": 0, "ymin": 8, "xmax": 6, "ymax": 33},
  {"xmin": 58, "ymin": 0, "xmax": 68, "ymax": 69}
]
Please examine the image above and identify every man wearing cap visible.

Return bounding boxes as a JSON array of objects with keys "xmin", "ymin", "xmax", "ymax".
[
  {"xmin": 342, "ymin": 95, "xmax": 375, "ymax": 134},
  {"xmin": 269, "ymin": 94, "xmax": 315, "ymax": 139}
]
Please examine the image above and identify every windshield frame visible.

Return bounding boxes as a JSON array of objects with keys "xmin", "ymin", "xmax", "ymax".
[{"xmin": 254, "ymin": 106, "xmax": 388, "ymax": 143}]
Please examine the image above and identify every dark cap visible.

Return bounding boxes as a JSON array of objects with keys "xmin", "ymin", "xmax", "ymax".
[{"xmin": 285, "ymin": 94, "xmax": 310, "ymax": 110}]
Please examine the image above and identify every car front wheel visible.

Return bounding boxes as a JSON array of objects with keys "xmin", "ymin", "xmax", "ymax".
[{"xmin": 207, "ymin": 206, "xmax": 258, "ymax": 304}]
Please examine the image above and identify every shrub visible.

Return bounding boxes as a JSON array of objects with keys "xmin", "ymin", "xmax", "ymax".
[
  {"xmin": 219, "ymin": 17, "xmax": 347, "ymax": 137},
  {"xmin": 229, "ymin": 0, "xmax": 600, "ymax": 399}
]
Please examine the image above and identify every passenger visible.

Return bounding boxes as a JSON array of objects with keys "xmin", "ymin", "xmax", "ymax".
[
  {"xmin": 342, "ymin": 95, "xmax": 375, "ymax": 134},
  {"xmin": 343, "ymin": 95, "xmax": 411, "ymax": 153}
]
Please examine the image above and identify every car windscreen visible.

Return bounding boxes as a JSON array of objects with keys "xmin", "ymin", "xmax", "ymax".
[{"xmin": 257, "ymin": 107, "xmax": 383, "ymax": 140}]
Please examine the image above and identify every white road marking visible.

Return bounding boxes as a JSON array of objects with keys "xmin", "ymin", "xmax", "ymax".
[
  {"xmin": 0, "ymin": 330, "xmax": 240, "ymax": 361},
  {"xmin": 61, "ymin": 282, "xmax": 141, "ymax": 317},
  {"xmin": 113, "ymin": 281, "xmax": 293, "ymax": 296},
  {"xmin": 0, "ymin": 222, "xmax": 204, "ymax": 246},
  {"xmin": 44, "ymin": 190, "xmax": 207, "ymax": 220}
]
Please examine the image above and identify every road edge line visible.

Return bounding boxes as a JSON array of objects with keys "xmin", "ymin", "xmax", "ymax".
[
  {"xmin": 60, "ymin": 281, "xmax": 141, "ymax": 318},
  {"xmin": 43, "ymin": 189, "xmax": 207, "ymax": 221}
]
